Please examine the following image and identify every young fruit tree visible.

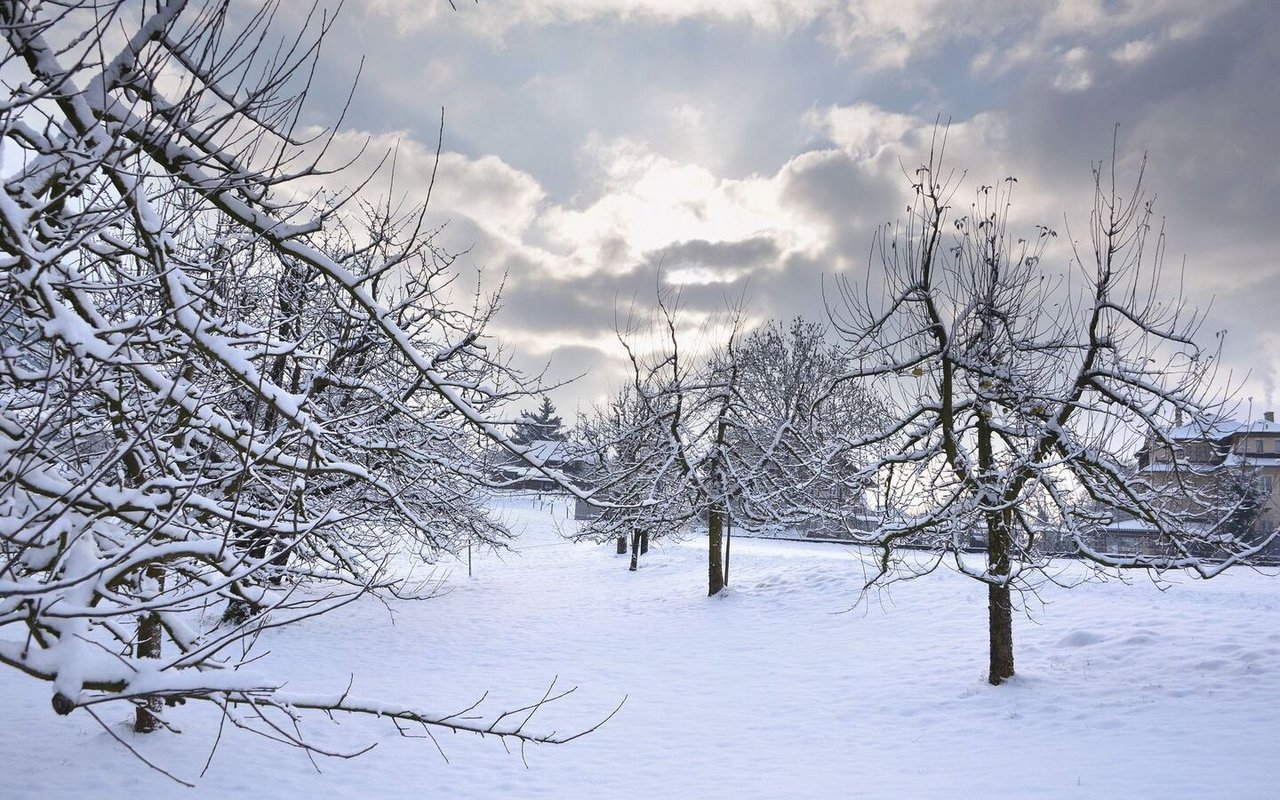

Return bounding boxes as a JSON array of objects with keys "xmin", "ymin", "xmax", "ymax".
[
  {"xmin": 575, "ymin": 382, "xmax": 687, "ymax": 571},
  {"xmin": 729, "ymin": 317, "xmax": 887, "ymax": 538},
  {"xmin": 829, "ymin": 133, "xmax": 1276, "ymax": 685},
  {"xmin": 0, "ymin": 0, "xmax": 604, "ymax": 773},
  {"xmin": 576, "ymin": 299, "xmax": 883, "ymax": 591},
  {"xmin": 573, "ymin": 294, "xmax": 725, "ymax": 583}
]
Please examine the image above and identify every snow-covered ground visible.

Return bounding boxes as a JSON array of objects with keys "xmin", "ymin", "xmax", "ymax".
[{"xmin": 3, "ymin": 494, "xmax": 1279, "ymax": 799}]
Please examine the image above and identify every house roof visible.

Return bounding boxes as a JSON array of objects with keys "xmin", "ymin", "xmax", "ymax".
[
  {"xmin": 1238, "ymin": 418, "xmax": 1280, "ymax": 435},
  {"xmin": 512, "ymin": 439, "xmax": 585, "ymax": 467},
  {"xmin": 1166, "ymin": 416, "xmax": 1280, "ymax": 441},
  {"xmin": 1100, "ymin": 516, "xmax": 1217, "ymax": 537}
]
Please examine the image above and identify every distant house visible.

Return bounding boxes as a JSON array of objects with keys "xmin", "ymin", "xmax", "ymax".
[
  {"xmin": 1117, "ymin": 411, "xmax": 1280, "ymax": 557},
  {"xmin": 1094, "ymin": 513, "xmax": 1221, "ymax": 557},
  {"xmin": 492, "ymin": 439, "xmax": 589, "ymax": 492},
  {"xmin": 573, "ymin": 497, "xmax": 604, "ymax": 521}
]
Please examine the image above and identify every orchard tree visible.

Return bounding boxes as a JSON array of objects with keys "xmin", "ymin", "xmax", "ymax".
[
  {"xmin": 829, "ymin": 132, "xmax": 1274, "ymax": 685},
  {"xmin": 0, "ymin": 0, "xmax": 604, "ymax": 772},
  {"xmin": 575, "ymin": 383, "xmax": 687, "ymax": 570},
  {"xmin": 574, "ymin": 294, "xmax": 717, "ymax": 580},
  {"xmin": 577, "ymin": 300, "xmax": 884, "ymax": 592},
  {"xmin": 729, "ymin": 317, "xmax": 886, "ymax": 534}
]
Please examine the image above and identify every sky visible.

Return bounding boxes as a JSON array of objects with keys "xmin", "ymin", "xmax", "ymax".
[{"xmin": 280, "ymin": 0, "xmax": 1280, "ymax": 419}]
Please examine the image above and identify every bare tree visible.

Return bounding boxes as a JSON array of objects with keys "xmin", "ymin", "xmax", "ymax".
[
  {"xmin": 729, "ymin": 317, "xmax": 887, "ymax": 536},
  {"xmin": 574, "ymin": 293, "xmax": 716, "ymax": 580},
  {"xmin": 576, "ymin": 300, "xmax": 884, "ymax": 592},
  {"xmin": 829, "ymin": 131, "xmax": 1275, "ymax": 685},
  {"xmin": 575, "ymin": 383, "xmax": 686, "ymax": 570},
  {"xmin": 0, "ymin": 0, "xmax": 606, "ymax": 771}
]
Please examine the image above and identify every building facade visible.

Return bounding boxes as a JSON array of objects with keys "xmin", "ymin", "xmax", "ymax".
[{"xmin": 1124, "ymin": 411, "xmax": 1280, "ymax": 555}]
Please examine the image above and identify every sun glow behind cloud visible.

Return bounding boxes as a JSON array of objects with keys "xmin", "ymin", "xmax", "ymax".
[{"xmin": 286, "ymin": 0, "xmax": 1280, "ymax": 410}]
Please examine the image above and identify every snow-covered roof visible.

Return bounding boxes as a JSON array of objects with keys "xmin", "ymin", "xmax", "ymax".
[
  {"xmin": 1165, "ymin": 418, "xmax": 1242, "ymax": 441},
  {"xmin": 1102, "ymin": 517, "xmax": 1158, "ymax": 533},
  {"xmin": 515, "ymin": 439, "xmax": 583, "ymax": 467},
  {"xmin": 1100, "ymin": 517, "xmax": 1216, "ymax": 537},
  {"xmin": 1143, "ymin": 450, "xmax": 1280, "ymax": 473},
  {"xmin": 1237, "ymin": 418, "xmax": 1280, "ymax": 435},
  {"xmin": 1165, "ymin": 416, "xmax": 1280, "ymax": 441}
]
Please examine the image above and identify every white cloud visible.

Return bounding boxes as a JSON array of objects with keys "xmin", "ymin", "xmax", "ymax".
[
  {"xmin": 806, "ymin": 103, "xmax": 918, "ymax": 159},
  {"xmin": 820, "ymin": 0, "xmax": 955, "ymax": 69},
  {"xmin": 298, "ymin": 128, "xmax": 546, "ymax": 240},
  {"xmin": 536, "ymin": 135, "xmax": 828, "ymax": 278},
  {"xmin": 431, "ymin": 153, "xmax": 547, "ymax": 237},
  {"xmin": 972, "ymin": 1, "xmax": 1247, "ymax": 79},
  {"xmin": 665, "ymin": 264, "xmax": 750, "ymax": 286},
  {"xmin": 1111, "ymin": 38, "xmax": 1157, "ymax": 64},
  {"xmin": 804, "ymin": 104, "xmax": 1017, "ymax": 186},
  {"xmin": 351, "ymin": 0, "xmax": 1251, "ymax": 81},
  {"xmin": 362, "ymin": 0, "xmax": 829, "ymax": 37},
  {"xmin": 1053, "ymin": 46, "xmax": 1094, "ymax": 91}
]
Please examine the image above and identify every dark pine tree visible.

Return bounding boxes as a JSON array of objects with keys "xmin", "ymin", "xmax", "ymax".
[{"xmin": 512, "ymin": 396, "xmax": 567, "ymax": 445}]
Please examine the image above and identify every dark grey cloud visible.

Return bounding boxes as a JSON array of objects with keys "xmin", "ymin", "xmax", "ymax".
[{"xmin": 994, "ymin": 0, "xmax": 1280, "ymax": 407}]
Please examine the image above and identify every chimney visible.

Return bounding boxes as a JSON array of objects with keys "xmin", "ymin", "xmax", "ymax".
[{"xmin": 1267, "ymin": 411, "xmax": 1275, "ymax": 423}]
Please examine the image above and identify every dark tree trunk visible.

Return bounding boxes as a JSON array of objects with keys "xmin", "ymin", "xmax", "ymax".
[
  {"xmin": 221, "ymin": 595, "xmax": 260, "ymax": 626},
  {"xmin": 134, "ymin": 564, "xmax": 164, "ymax": 733},
  {"xmin": 987, "ymin": 581, "xmax": 1015, "ymax": 685},
  {"xmin": 987, "ymin": 511, "xmax": 1015, "ymax": 685},
  {"xmin": 639, "ymin": 531, "xmax": 649, "ymax": 555},
  {"xmin": 224, "ymin": 525, "xmax": 288, "ymax": 619},
  {"xmin": 978, "ymin": 413, "xmax": 1015, "ymax": 685},
  {"xmin": 616, "ymin": 535, "xmax": 627, "ymax": 554},
  {"xmin": 629, "ymin": 531, "xmax": 641, "ymax": 571},
  {"xmin": 267, "ymin": 545, "xmax": 291, "ymax": 586},
  {"xmin": 708, "ymin": 506, "xmax": 725, "ymax": 596}
]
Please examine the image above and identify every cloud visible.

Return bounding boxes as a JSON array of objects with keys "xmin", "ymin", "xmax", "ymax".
[
  {"xmin": 347, "ymin": 0, "xmax": 1257, "ymax": 84},
  {"xmin": 652, "ymin": 237, "xmax": 780, "ymax": 286},
  {"xmin": 1111, "ymin": 37, "xmax": 1158, "ymax": 65},
  {"xmin": 287, "ymin": 0, "xmax": 1277, "ymax": 412},
  {"xmin": 806, "ymin": 103, "xmax": 919, "ymax": 159},
  {"xmin": 1053, "ymin": 46, "xmax": 1094, "ymax": 91},
  {"xmin": 295, "ymin": 128, "xmax": 547, "ymax": 242},
  {"xmin": 303, "ymin": 106, "xmax": 1080, "ymax": 405},
  {"xmin": 533, "ymin": 135, "xmax": 828, "ymax": 279},
  {"xmin": 362, "ymin": 0, "xmax": 828, "ymax": 38}
]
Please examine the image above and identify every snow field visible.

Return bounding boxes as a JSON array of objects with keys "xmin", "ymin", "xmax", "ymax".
[{"xmin": 2, "ymin": 494, "xmax": 1278, "ymax": 799}]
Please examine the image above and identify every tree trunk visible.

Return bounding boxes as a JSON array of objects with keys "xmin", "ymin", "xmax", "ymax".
[
  {"xmin": 616, "ymin": 535, "xmax": 627, "ymax": 554},
  {"xmin": 986, "ymin": 509, "xmax": 1015, "ymax": 685},
  {"xmin": 639, "ymin": 531, "xmax": 649, "ymax": 555},
  {"xmin": 134, "ymin": 564, "xmax": 164, "ymax": 733},
  {"xmin": 267, "ymin": 545, "xmax": 292, "ymax": 586},
  {"xmin": 987, "ymin": 581, "xmax": 1014, "ymax": 685},
  {"xmin": 629, "ymin": 531, "xmax": 641, "ymax": 571},
  {"xmin": 708, "ymin": 506, "xmax": 725, "ymax": 596},
  {"xmin": 978, "ymin": 412, "xmax": 1014, "ymax": 685}
]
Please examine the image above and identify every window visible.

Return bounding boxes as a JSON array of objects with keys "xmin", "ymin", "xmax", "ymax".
[
  {"xmin": 1264, "ymin": 476, "xmax": 1275, "ymax": 495},
  {"xmin": 1256, "ymin": 439, "xmax": 1264, "ymax": 454}
]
